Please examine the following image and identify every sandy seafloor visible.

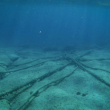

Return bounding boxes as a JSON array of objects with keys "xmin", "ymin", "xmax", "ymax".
[{"xmin": 0, "ymin": 46, "xmax": 110, "ymax": 110}]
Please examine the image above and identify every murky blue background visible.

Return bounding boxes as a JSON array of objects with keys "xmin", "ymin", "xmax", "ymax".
[{"xmin": 0, "ymin": 0, "xmax": 110, "ymax": 48}]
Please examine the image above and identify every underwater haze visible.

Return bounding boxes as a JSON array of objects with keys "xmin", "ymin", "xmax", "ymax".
[
  {"xmin": 1, "ymin": 1, "xmax": 110, "ymax": 110},
  {"xmin": 0, "ymin": 0, "xmax": 110, "ymax": 48}
]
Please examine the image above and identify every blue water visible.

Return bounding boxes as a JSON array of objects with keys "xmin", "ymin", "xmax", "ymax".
[{"xmin": 0, "ymin": 1, "xmax": 110, "ymax": 48}]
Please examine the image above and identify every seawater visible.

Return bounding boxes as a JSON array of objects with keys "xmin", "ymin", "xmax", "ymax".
[{"xmin": 0, "ymin": 0, "xmax": 110, "ymax": 48}]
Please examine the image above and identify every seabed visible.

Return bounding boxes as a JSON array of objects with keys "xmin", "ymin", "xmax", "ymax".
[{"xmin": 0, "ymin": 46, "xmax": 110, "ymax": 110}]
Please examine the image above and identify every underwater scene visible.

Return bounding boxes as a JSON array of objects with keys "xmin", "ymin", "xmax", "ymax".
[{"xmin": 0, "ymin": 0, "xmax": 110, "ymax": 110}]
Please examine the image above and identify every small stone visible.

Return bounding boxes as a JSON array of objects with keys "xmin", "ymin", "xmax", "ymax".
[
  {"xmin": 82, "ymin": 93, "xmax": 88, "ymax": 97},
  {"xmin": 76, "ymin": 92, "xmax": 81, "ymax": 95},
  {"xmin": 30, "ymin": 91, "xmax": 33, "ymax": 95}
]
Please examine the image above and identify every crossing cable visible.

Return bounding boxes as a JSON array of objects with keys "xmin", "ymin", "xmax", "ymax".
[
  {"xmin": 64, "ymin": 56, "xmax": 110, "ymax": 88},
  {"xmin": 0, "ymin": 57, "xmax": 62, "ymax": 79},
  {"xmin": 16, "ymin": 67, "xmax": 78, "ymax": 110},
  {"xmin": 0, "ymin": 62, "xmax": 72, "ymax": 99}
]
